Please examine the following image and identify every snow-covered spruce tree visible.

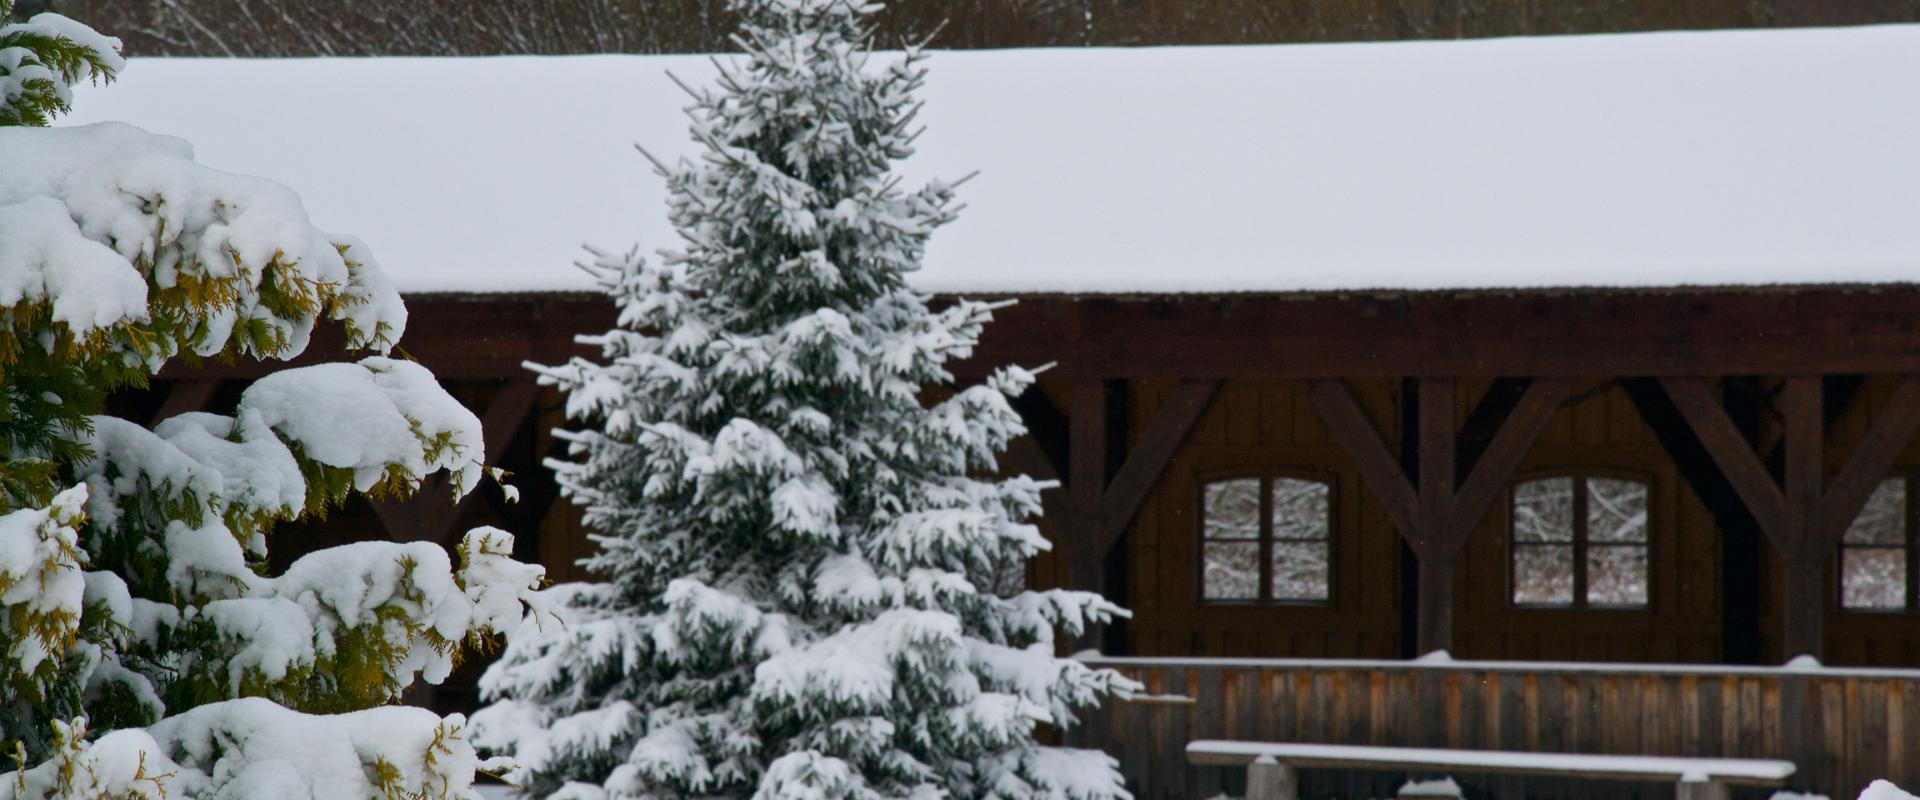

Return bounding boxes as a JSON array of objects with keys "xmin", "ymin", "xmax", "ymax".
[
  {"xmin": 472, "ymin": 2, "xmax": 1133, "ymax": 798},
  {"xmin": 0, "ymin": 4, "xmax": 545, "ymax": 796}
]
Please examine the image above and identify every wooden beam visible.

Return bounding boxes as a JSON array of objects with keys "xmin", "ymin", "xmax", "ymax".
[
  {"xmin": 1820, "ymin": 377, "xmax": 1920, "ymax": 543},
  {"xmin": 1659, "ymin": 377, "xmax": 1790, "ymax": 548},
  {"xmin": 1782, "ymin": 377, "xmax": 1823, "ymax": 551},
  {"xmin": 1307, "ymin": 379, "xmax": 1422, "ymax": 539},
  {"xmin": 158, "ymin": 287, "xmax": 1920, "ymax": 385},
  {"xmin": 1082, "ymin": 380, "xmax": 1222, "ymax": 562},
  {"xmin": 1778, "ymin": 377, "xmax": 1826, "ymax": 659},
  {"xmin": 1417, "ymin": 378, "xmax": 1457, "ymax": 558},
  {"xmin": 1313, "ymin": 377, "xmax": 1568, "ymax": 655},
  {"xmin": 1455, "ymin": 378, "xmax": 1532, "ymax": 480},
  {"xmin": 1066, "ymin": 379, "xmax": 1110, "ymax": 594},
  {"xmin": 989, "ymin": 289, "xmax": 1920, "ymax": 380},
  {"xmin": 1657, "ymin": 375, "xmax": 1920, "ymax": 661},
  {"xmin": 1414, "ymin": 555, "xmax": 1458, "ymax": 658},
  {"xmin": 1448, "ymin": 378, "xmax": 1576, "ymax": 551},
  {"xmin": 1621, "ymin": 377, "xmax": 1765, "ymax": 663},
  {"xmin": 1010, "ymin": 384, "xmax": 1071, "ymax": 486}
]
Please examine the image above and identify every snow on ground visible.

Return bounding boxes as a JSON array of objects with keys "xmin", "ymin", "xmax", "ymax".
[
  {"xmin": 61, "ymin": 25, "xmax": 1920, "ymax": 296},
  {"xmin": 1398, "ymin": 776, "xmax": 1464, "ymax": 797},
  {"xmin": 1861, "ymin": 782, "xmax": 1920, "ymax": 800}
]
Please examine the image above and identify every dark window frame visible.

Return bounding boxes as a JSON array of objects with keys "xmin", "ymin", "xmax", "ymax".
[
  {"xmin": 1195, "ymin": 469, "xmax": 1336, "ymax": 607},
  {"xmin": 1507, "ymin": 470, "xmax": 1653, "ymax": 611},
  {"xmin": 1837, "ymin": 472, "xmax": 1919, "ymax": 614}
]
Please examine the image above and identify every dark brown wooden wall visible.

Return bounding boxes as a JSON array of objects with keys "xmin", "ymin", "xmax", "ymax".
[
  {"xmin": 1455, "ymin": 378, "xmax": 1723, "ymax": 664},
  {"xmin": 1124, "ymin": 377, "xmax": 1406, "ymax": 659},
  {"xmin": 1110, "ymin": 377, "xmax": 1735, "ymax": 664},
  {"xmin": 1056, "ymin": 373, "xmax": 1920, "ymax": 668},
  {"xmin": 49, "ymin": 0, "xmax": 1920, "ymax": 58},
  {"xmin": 1071, "ymin": 659, "xmax": 1920, "ymax": 800},
  {"xmin": 1776, "ymin": 376, "xmax": 1920, "ymax": 667}
]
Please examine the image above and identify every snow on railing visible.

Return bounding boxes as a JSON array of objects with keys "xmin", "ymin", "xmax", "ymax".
[{"xmin": 1074, "ymin": 650, "xmax": 1920, "ymax": 680}]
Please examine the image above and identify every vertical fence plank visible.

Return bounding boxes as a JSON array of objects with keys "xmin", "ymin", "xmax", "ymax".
[
  {"xmin": 1892, "ymin": 681, "xmax": 1914, "ymax": 791},
  {"xmin": 1858, "ymin": 679, "xmax": 1889, "ymax": 800},
  {"xmin": 1271, "ymin": 667, "xmax": 1296, "ymax": 743},
  {"xmin": 1193, "ymin": 668, "xmax": 1224, "ymax": 799},
  {"xmin": 1679, "ymin": 674, "xmax": 1702, "ymax": 756},
  {"xmin": 1149, "ymin": 667, "xmax": 1179, "ymax": 800},
  {"xmin": 1074, "ymin": 660, "xmax": 1920, "ymax": 800},
  {"xmin": 1369, "ymin": 670, "xmax": 1389, "ymax": 746},
  {"xmin": 1444, "ymin": 671, "xmax": 1465, "ymax": 748},
  {"xmin": 1697, "ymin": 673, "xmax": 1724, "ymax": 757},
  {"xmin": 1121, "ymin": 699, "xmax": 1151, "ymax": 800},
  {"xmin": 1721, "ymin": 676, "xmax": 1741, "ymax": 758},
  {"xmin": 1820, "ymin": 680, "xmax": 1846, "ymax": 797},
  {"xmin": 1259, "ymin": 668, "xmax": 1282, "ymax": 742},
  {"xmin": 1392, "ymin": 669, "xmax": 1419, "ymax": 749},
  {"xmin": 1326, "ymin": 670, "xmax": 1349, "ymax": 745},
  {"xmin": 1236, "ymin": 668, "xmax": 1261, "ymax": 743},
  {"xmin": 1418, "ymin": 669, "xmax": 1446, "ymax": 749}
]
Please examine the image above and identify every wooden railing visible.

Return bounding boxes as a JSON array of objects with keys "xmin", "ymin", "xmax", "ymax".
[{"xmin": 1067, "ymin": 656, "xmax": 1920, "ymax": 800}]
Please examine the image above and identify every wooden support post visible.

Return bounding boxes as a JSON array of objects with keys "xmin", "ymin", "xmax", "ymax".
[
  {"xmin": 1246, "ymin": 755, "xmax": 1296, "ymax": 800},
  {"xmin": 1045, "ymin": 378, "xmax": 1220, "ymax": 651},
  {"xmin": 1660, "ymin": 375, "xmax": 1920, "ymax": 662},
  {"xmin": 1781, "ymin": 558, "xmax": 1827, "ymax": 659},
  {"xmin": 1310, "ymin": 377, "xmax": 1572, "ymax": 656},
  {"xmin": 1418, "ymin": 378, "xmax": 1458, "ymax": 543},
  {"xmin": 1674, "ymin": 779, "xmax": 1730, "ymax": 800},
  {"xmin": 1414, "ymin": 378, "xmax": 1458, "ymax": 655},
  {"xmin": 1067, "ymin": 378, "xmax": 1109, "ymax": 596},
  {"xmin": 1780, "ymin": 377, "xmax": 1825, "ymax": 659},
  {"xmin": 1415, "ymin": 556, "xmax": 1457, "ymax": 656}
]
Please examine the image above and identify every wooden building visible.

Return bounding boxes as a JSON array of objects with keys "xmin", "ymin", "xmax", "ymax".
[{"xmin": 76, "ymin": 18, "xmax": 1920, "ymax": 800}]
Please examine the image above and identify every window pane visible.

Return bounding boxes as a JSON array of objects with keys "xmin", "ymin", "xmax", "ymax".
[
  {"xmin": 1513, "ymin": 544, "xmax": 1574, "ymax": 605},
  {"xmin": 1842, "ymin": 547, "xmax": 1907, "ymax": 610},
  {"xmin": 1203, "ymin": 478, "xmax": 1261, "ymax": 540},
  {"xmin": 1586, "ymin": 545, "xmax": 1649, "ymax": 607},
  {"xmin": 1844, "ymin": 479, "xmax": 1906, "ymax": 546},
  {"xmin": 1203, "ymin": 542, "xmax": 1260, "ymax": 600},
  {"xmin": 1271, "ymin": 541, "xmax": 1329, "ymax": 601},
  {"xmin": 1271, "ymin": 478, "xmax": 1330, "ymax": 541},
  {"xmin": 1514, "ymin": 478, "xmax": 1575, "ymax": 543},
  {"xmin": 1588, "ymin": 477, "xmax": 1649, "ymax": 543}
]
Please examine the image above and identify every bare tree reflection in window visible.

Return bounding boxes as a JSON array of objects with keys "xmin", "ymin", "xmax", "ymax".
[
  {"xmin": 1512, "ymin": 477, "xmax": 1575, "ymax": 605},
  {"xmin": 1586, "ymin": 477, "xmax": 1648, "ymax": 606},
  {"xmin": 1841, "ymin": 478, "xmax": 1907, "ymax": 610},
  {"xmin": 1202, "ymin": 478, "xmax": 1260, "ymax": 600},
  {"xmin": 1270, "ymin": 478, "xmax": 1329, "ymax": 601}
]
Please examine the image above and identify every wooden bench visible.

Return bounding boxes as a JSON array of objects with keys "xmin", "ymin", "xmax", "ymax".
[{"xmin": 1186, "ymin": 740, "xmax": 1796, "ymax": 800}]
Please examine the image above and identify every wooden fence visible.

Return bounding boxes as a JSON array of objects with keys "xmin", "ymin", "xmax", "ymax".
[{"xmin": 1066, "ymin": 657, "xmax": 1920, "ymax": 800}]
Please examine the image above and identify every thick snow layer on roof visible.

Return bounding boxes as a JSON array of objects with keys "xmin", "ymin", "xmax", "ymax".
[{"xmin": 62, "ymin": 25, "xmax": 1920, "ymax": 295}]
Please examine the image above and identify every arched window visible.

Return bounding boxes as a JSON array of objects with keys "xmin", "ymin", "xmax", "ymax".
[
  {"xmin": 1840, "ymin": 476, "xmax": 1913, "ymax": 611},
  {"xmin": 1510, "ymin": 473, "xmax": 1650, "ymax": 609},
  {"xmin": 1199, "ymin": 474, "xmax": 1332, "ymax": 604}
]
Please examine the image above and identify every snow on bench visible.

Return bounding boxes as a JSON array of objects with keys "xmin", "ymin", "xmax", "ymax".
[{"xmin": 1187, "ymin": 740, "xmax": 1796, "ymax": 800}]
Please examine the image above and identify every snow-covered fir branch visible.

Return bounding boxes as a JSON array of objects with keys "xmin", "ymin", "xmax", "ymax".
[{"xmin": 0, "ymin": 5, "xmax": 546, "ymax": 797}]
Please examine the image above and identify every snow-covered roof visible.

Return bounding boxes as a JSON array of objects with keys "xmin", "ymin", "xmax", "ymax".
[{"xmin": 62, "ymin": 25, "xmax": 1920, "ymax": 295}]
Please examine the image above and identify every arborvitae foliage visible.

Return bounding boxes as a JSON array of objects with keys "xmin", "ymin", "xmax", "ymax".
[
  {"xmin": 474, "ymin": 2, "xmax": 1134, "ymax": 798},
  {"xmin": 0, "ymin": 0, "xmax": 115, "ymax": 125},
  {"xmin": 0, "ymin": 4, "xmax": 544, "ymax": 796}
]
